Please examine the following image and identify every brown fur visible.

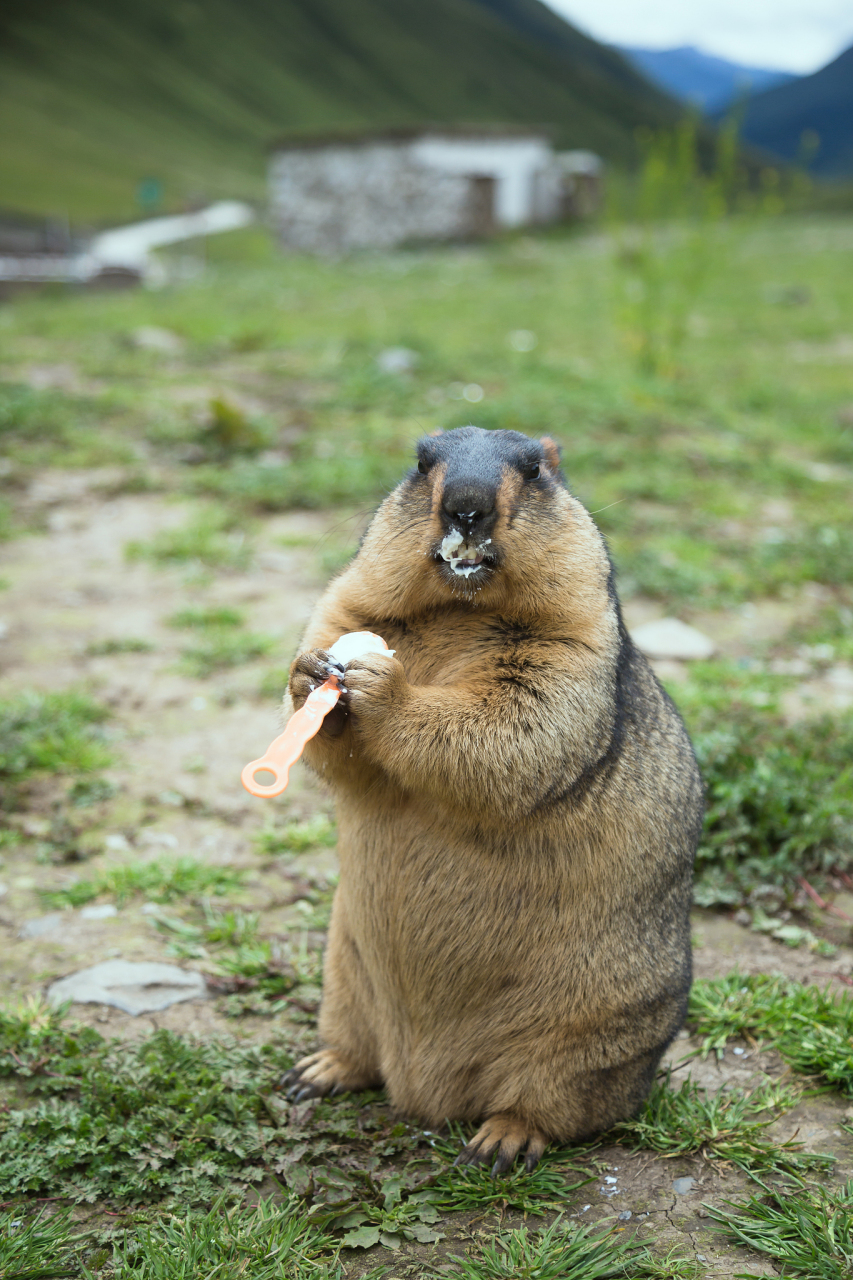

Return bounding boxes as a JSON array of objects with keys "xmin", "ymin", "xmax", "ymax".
[{"xmin": 282, "ymin": 426, "xmax": 703, "ymax": 1167}]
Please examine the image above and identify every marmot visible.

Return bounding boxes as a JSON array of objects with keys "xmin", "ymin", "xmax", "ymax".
[{"xmin": 282, "ymin": 426, "xmax": 703, "ymax": 1172}]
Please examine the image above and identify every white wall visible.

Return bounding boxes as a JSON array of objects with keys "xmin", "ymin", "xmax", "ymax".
[{"xmin": 410, "ymin": 136, "xmax": 555, "ymax": 226}]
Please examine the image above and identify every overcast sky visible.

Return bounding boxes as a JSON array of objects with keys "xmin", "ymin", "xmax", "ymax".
[{"xmin": 544, "ymin": 0, "xmax": 853, "ymax": 73}]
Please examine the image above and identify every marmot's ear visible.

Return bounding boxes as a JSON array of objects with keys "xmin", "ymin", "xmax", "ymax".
[
  {"xmin": 540, "ymin": 436, "xmax": 561, "ymax": 471},
  {"xmin": 428, "ymin": 428, "xmax": 444, "ymax": 438}
]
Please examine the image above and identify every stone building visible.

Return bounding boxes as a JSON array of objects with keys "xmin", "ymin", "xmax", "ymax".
[{"xmin": 268, "ymin": 127, "xmax": 578, "ymax": 253}]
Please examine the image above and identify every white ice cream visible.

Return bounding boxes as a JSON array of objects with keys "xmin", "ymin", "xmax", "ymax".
[
  {"xmin": 438, "ymin": 530, "xmax": 491, "ymax": 578},
  {"xmin": 328, "ymin": 631, "xmax": 395, "ymax": 665}
]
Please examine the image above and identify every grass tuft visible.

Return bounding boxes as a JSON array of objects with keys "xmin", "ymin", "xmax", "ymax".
[
  {"xmin": 178, "ymin": 629, "xmax": 277, "ymax": 678},
  {"xmin": 441, "ymin": 1216, "xmax": 673, "ymax": 1280},
  {"xmin": 708, "ymin": 1179, "xmax": 853, "ymax": 1279},
  {"xmin": 167, "ymin": 605, "xmax": 245, "ymax": 629},
  {"xmin": 254, "ymin": 814, "xmax": 338, "ymax": 857},
  {"xmin": 612, "ymin": 1074, "xmax": 832, "ymax": 1184},
  {"xmin": 689, "ymin": 972, "xmax": 853, "ymax": 1093},
  {"xmin": 0, "ymin": 690, "xmax": 110, "ymax": 785},
  {"xmin": 126, "ymin": 509, "xmax": 252, "ymax": 571},
  {"xmin": 85, "ymin": 637, "xmax": 155, "ymax": 656},
  {"xmin": 42, "ymin": 856, "xmax": 245, "ymax": 908}
]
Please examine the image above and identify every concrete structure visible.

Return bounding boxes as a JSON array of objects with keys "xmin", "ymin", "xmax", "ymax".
[
  {"xmin": 0, "ymin": 200, "xmax": 254, "ymax": 291},
  {"xmin": 269, "ymin": 128, "xmax": 573, "ymax": 254}
]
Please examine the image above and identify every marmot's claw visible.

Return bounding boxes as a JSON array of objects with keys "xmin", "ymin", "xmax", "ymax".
[{"xmin": 455, "ymin": 1115, "xmax": 547, "ymax": 1176}]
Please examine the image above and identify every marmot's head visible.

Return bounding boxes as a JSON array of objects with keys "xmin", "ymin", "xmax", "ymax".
[
  {"xmin": 353, "ymin": 426, "xmax": 610, "ymax": 624},
  {"xmin": 411, "ymin": 426, "xmax": 566, "ymax": 593}
]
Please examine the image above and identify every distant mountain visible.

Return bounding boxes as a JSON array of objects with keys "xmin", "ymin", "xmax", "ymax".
[
  {"xmin": 618, "ymin": 45, "xmax": 797, "ymax": 113},
  {"xmin": 0, "ymin": 0, "xmax": 678, "ymax": 221},
  {"xmin": 726, "ymin": 44, "xmax": 853, "ymax": 177}
]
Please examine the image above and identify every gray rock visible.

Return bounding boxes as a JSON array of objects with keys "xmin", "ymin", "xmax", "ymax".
[
  {"xmin": 376, "ymin": 347, "xmax": 419, "ymax": 375},
  {"xmin": 672, "ymin": 1176, "xmax": 697, "ymax": 1195},
  {"xmin": 80, "ymin": 903, "xmax": 118, "ymax": 920},
  {"xmin": 630, "ymin": 618, "xmax": 716, "ymax": 661},
  {"xmin": 47, "ymin": 960, "xmax": 207, "ymax": 1015},
  {"xmin": 20, "ymin": 913, "xmax": 64, "ymax": 939},
  {"xmin": 131, "ymin": 326, "xmax": 184, "ymax": 355}
]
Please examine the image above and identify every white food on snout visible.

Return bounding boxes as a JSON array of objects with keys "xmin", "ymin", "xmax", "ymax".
[
  {"xmin": 328, "ymin": 631, "xmax": 396, "ymax": 666},
  {"xmin": 439, "ymin": 530, "xmax": 491, "ymax": 578}
]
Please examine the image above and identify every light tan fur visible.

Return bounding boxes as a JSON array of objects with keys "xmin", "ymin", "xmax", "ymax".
[{"xmin": 282, "ymin": 428, "xmax": 702, "ymax": 1167}]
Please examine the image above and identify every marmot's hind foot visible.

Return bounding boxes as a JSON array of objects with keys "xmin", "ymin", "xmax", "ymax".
[
  {"xmin": 454, "ymin": 1113, "xmax": 548, "ymax": 1175},
  {"xmin": 280, "ymin": 1049, "xmax": 377, "ymax": 1103}
]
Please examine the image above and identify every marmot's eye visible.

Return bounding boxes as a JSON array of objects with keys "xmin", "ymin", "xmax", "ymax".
[
  {"xmin": 417, "ymin": 459, "xmax": 429, "ymax": 475},
  {"xmin": 523, "ymin": 462, "xmax": 541, "ymax": 481}
]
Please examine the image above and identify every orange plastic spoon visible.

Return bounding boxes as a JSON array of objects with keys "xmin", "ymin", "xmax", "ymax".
[
  {"xmin": 241, "ymin": 632, "xmax": 393, "ymax": 799},
  {"xmin": 241, "ymin": 674, "xmax": 343, "ymax": 798}
]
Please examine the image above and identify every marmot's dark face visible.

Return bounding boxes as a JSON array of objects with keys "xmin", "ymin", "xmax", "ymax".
[{"xmin": 409, "ymin": 426, "xmax": 566, "ymax": 595}]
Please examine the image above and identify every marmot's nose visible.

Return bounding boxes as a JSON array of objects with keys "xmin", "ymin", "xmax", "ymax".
[{"xmin": 442, "ymin": 484, "xmax": 496, "ymax": 535}]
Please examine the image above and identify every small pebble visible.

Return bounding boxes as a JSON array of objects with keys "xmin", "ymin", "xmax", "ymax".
[
  {"xmin": 618, "ymin": 1210, "xmax": 632, "ymax": 1221},
  {"xmin": 604, "ymin": 1175, "xmax": 618, "ymax": 1184},
  {"xmin": 733, "ymin": 1046, "xmax": 745, "ymax": 1055}
]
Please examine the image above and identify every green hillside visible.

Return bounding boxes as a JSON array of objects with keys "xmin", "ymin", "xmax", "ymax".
[{"xmin": 0, "ymin": 0, "xmax": 679, "ymax": 222}]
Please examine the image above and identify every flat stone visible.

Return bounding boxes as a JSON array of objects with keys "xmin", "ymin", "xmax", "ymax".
[
  {"xmin": 47, "ymin": 960, "xmax": 208, "ymax": 1015},
  {"xmin": 79, "ymin": 903, "xmax": 118, "ymax": 920},
  {"xmin": 376, "ymin": 347, "xmax": 418, "ymax": 375},
  {"xmin": 630, "ymin": 618, "xmax": 716, "ymax": 661},
  {"xmin": 672, "ymin": 1176, "xmax": 698, "ymax": 1195},
  {"xmin": 130, "ymin": 326, "xmax": 183, "ymax": 355},
  {"xmin": 19, "ymin": 913, "xmax": 64, "ymax": 939}
]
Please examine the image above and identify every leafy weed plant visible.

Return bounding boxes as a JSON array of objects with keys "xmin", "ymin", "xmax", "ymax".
[
  {"xmin": 0, "ymin": 1010, "xmax": 292, "ymax": 1204},
  {"xmin": 42, "ymin": 856, "xmax": 244, "ymax": 908},
  {"xmin": 612, "ymin": 1075, "xmax": 832, "ymax": 1184},
  {"xmin": 689, "ymin": 972, "xmax": 853, "ymax": 1093},
  {"xmin": 708, "ymin": 1179, "xmax": 853, "ymax": 1280}
]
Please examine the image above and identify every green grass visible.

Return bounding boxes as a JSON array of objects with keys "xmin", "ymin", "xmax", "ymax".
[
  {"xmin": 0, "ymin": 691, "xmax": 111, "ymax": 789},
  {"xmin": 167, "ymin": 606, "xmax": 245, "ymax": 629},
  {"xmin": 612, "ymin": 1075, "xmax": 832, "ymax": 1185},
  {"xmin": 125, "ymin": 508, "xmax": 253, "ymax": 572},
  {"xmin": 0, "ymin": 1205, "xmax": 82, "ymax": 1280},
  {"xmin": 708, "ymin": 1180, "xmax": 853, "ymax": 1279},
  {"xmin": 85, "ymin": 637, "xmax": 155, "ymax": 656},
  {"xmin": 689, "ymin": 972, "xmax": 853, "ymax": 1094},
  {"xmin": 112, "ymin": 1198, "xmax": 342, "ymax": 1280},
  {"xmin": 42, "ymin": 856, "xmax": 245, "ymax": 908},
  {"xmin": 441, "ymin": 1218, "xmax": 641, "ymax": 1279},
  {"xmin": 178, "ymin": 629, "xmax": 278, "ymax": 678},
  {"xmin": 254, "ymin": 814, "xmax": 338, "ymax": 857}
]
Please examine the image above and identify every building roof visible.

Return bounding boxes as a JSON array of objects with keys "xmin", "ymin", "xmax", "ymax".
[{"xmin": 269, "ymin": 123, "xmax": 554, "ymax": 153}]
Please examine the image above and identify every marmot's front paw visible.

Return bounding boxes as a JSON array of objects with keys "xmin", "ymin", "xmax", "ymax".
[
  {"xmin": 342, "ymin": 653, "xmax": 407, "ymax": 730},
  {"xmin": 280, "ymin": 1049, "xmax": 378, "ymax": 1102},
  {"xmin": 454, "ymin": 1113, "xmax": 548, "ymax": 1175},
  {"xmin": 288, "ymin": 649, "xmax": 343, "ymax": 710}
]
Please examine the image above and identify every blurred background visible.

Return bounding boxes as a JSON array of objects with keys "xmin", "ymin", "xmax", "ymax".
[{"xmin": 1, "ymin": 0, "xmax": 853, "ymax": 1249}]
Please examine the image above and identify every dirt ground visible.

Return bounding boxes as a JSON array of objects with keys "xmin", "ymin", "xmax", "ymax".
[{"xmin": 2, "ymin": 480, "xmax": 853, "ymax": 1278}]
